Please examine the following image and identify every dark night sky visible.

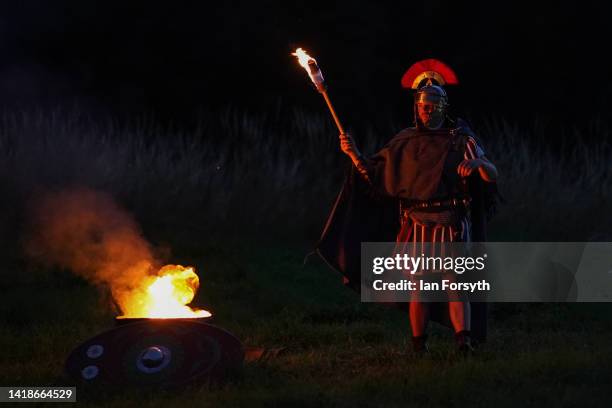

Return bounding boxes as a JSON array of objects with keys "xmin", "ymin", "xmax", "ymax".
[{"xmin": 0, "ymin": 1, "xmax": 609, "ymax": 131}]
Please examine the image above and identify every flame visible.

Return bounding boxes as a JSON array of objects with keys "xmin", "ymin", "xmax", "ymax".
[
  {"xmin": 292, "ymin": 47, "xmax": 325, "ymax": 91},
  {"xmin": 118, "ymin": 264, "xmax": 212, "ymax": 319},
  {"xmin": 292, "ymin": 47, "xmax": 316, "ymax": 70}
]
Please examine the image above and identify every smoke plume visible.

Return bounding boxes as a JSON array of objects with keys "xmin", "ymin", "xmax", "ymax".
[{"xmin": 25, "ymin": 188, "xmax": 159, "ymax": 314}]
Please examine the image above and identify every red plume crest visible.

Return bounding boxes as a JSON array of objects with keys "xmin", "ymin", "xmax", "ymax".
[{"xmin": 401, "ymin": 59, "xmax": 459, "ymax": 89}]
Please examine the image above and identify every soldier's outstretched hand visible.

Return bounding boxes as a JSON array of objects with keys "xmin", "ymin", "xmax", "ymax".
[{"xmin": 339, "ymin": 133, "xmax": 360, "ymax": 159}]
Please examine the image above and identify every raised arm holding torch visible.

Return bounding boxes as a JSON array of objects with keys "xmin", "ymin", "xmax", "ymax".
[{"xmin": 292, "ymin": 48, "xmax": 370, "ymax": 183}]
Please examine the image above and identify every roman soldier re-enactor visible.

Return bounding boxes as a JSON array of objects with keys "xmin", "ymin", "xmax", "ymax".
[{"xmin": 317, "ymin": 59, "xmax": 499, "ymax": 354}]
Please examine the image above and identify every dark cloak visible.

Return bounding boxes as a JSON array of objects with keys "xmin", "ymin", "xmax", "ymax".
[{"xmin": 316, "ymin": 121, "xmax": 497, "ymax": 343}]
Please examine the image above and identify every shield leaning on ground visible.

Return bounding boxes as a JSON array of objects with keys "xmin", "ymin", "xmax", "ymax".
[{"xmin": 65, "ymin": 320, "xmax": 244, "ymax": 387}]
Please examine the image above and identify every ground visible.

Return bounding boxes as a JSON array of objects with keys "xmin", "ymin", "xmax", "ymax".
[{"xmin": 1, "ymin": 241, "xmax": 611, "ymax": 407}]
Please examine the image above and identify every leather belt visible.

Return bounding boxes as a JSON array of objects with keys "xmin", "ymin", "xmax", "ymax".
[{"xmin": 401, "ymin": 196, "xmax": 471, "ymax": 214}]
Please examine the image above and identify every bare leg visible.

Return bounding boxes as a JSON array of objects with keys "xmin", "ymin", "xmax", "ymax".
[
  {"xmin": 409, "ymin": 301, "xmax": 429, "ymax": 336},
  {"xmin": 449, "ymin": 301, "xmax": 471, "ymax": 333}
]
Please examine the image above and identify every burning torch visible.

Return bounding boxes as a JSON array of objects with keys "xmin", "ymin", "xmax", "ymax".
[{"xmin": 292, "ymin": 48, "xmax": 345, "ymax": 134}]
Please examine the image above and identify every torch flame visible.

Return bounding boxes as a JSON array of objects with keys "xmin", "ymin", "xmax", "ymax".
[
  {"xmin": 292, "ymin": 47, "xmax": 316, "ymax": 70},
  {"xmin": 292, "ymin": 47, "xmax": 325, "ymax": 92},
  {"xmin": 291, "ymin": 47, "xmax": 344, "ymax": 133},
  {"xmin": 118, "ymin": 264, "xmax": 212, "ymax": 319}
]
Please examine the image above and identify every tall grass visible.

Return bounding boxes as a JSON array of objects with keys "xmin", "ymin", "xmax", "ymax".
[{"xmin": 0, "ymin": 109, "xmax": 609, "ymax": 254}]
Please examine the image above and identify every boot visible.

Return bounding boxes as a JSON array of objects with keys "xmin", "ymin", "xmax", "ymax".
[
  {"xmin": 455, "ymin": 330, "xmax": 474, "ymax": 354},
  {"xmin": 411, "ymin": 335, "xmax": 429, "ymax": 354}
]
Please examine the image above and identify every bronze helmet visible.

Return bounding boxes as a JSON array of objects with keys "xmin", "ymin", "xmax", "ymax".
[{"xmin": 414, "ymin": 83, "xmax": 449, "ymax": 129}]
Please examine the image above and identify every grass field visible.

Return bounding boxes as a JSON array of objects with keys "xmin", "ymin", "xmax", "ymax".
[
  {"xmin": 2, "ymin": 242, "xmax": 612, "ymax": 407},
  {"xmin": 0, "ymin": 110, "xmax": 611, "ymax": 406}
]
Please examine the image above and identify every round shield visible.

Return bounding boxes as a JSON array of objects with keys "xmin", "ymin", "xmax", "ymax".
[{"xmin": 65, "ymin": 320, "xmax": 243, "ymax": 387}]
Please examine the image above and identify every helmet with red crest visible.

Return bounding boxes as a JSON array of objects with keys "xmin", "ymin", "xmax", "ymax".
[{"xmin": 401, "ymin": 59, "xmax": 459, "ymax": 129}]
